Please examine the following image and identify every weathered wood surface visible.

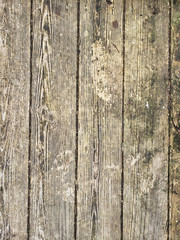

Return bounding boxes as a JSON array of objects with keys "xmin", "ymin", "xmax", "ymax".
[
  {"xmin": 30, "ymin": 0, "xmax": 77, "ymax": 239},
  {"xmin": 170, "ymin": 0, "xmax": 180, "ymax": 239},
  {"xmin": 0, "ymin": 1, "xmax": 30, "ymax": 239},
  {"xmin": 0, "ymin": 0, "xmax": 179, "ymax": 240},
  {"xmin": 123, "ymin": 1, "xmax": 169, "ymax": 239},
  {"xmin": 77, "ymin": 0, "xmax": 123, "ymax": 239}
]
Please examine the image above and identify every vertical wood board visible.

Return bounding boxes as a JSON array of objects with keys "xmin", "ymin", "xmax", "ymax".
[
  {"xmin": 30, "ymin": 0, "xmax": 77, "ymax": 239},
  {"xmin": 123, "ymin": 0, "xmax": 169, "ymax": 239},
  {"xmin": 77, "ymin": 0, "xmax": 123, "ymax": 239},
  {"xmin": 0, "ymin": 1, "xmax": 30, "ymax": 239},
  {"xmin": 170, "ymin": 0, "xmax": 180, "ymax": 239}
]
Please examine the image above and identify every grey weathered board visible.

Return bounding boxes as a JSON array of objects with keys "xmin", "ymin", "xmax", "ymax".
[
  {"xmin": 0, "ymin": 1, "xmax": 30, "ymax": 239},
  {"xmin": 170, "ymin": 0, "xmax": 180, "ymax": 239},
  {"xmin": 0, "ymin": 0, "xmax": 179, "ymax": 240},
  {"xmin": 124, "ymin": 1, "xmax": 169, "ymax": 239},
  {"xmin": 77, "ymin": 1, "xmax": 123, "ymax": 239},
  {"xmin": 30, "ymin": 0, "xmax": 77, "ymax": 239}
]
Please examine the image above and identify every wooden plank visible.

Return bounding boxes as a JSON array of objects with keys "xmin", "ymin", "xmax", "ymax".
[
  {"xmin": 30, "ymin": 0, "xmax": 77, "ymax": 239},
  {"xmin": 170, "ymin": 0, "xmax": 180, "ymax": 239},
  {"xmin": 0, "ymin": 1, "xmax": 30, "ymax": 239},
  {"xmin": 123, "ymin": 0, "xmax": 169, "ymax": 239},
  {"xmin": 77, "ymin": 1, "xmax": 123, "ymax": 239}
]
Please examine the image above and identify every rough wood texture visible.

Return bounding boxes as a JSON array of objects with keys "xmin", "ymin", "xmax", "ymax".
[
  {"xmin": 170, "ymin": 0, "xmax": 180, "ymax": 239},
  {"xmin": 30, "ymin": 1, "xmax": 77, "ymax": 239},
  {"xmin": 0, "ymin": 1, "xmax": 179, "ymax": 239},
  {"xmin": 123, "ymin": 1, "xmax": 169, "ymax": 239},
  {"xmin": 0, "ymin": 1, "xmax": 30, "ymax": 239},
  {"xmin": 77, "ymin": 1, "xmax": 123, "ymax": 239}
]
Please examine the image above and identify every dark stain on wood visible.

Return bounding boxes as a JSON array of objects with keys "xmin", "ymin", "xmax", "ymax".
[
  {"xmin": 106, "ymin": 0, "xmax": 113, "ymax": 4},
  {"xmin": 112, "ymin": 20, "xmax": 118, "ymax": 28}
]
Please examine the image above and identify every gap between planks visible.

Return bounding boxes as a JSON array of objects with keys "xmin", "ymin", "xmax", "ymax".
[
  {"xmin": 27, "ymin": 0, "xmax": 34, "ymax": 239},
  {"xmin": 121, "ymin": 0, "xmax": 126, "ymax": 240},
  {"xmin": 167, "ymin": 0, "xmax": 172, "ymax": 239},
  {"xmin": 74, "ymin": 0, "xmax": 80, "ymax": 240}
]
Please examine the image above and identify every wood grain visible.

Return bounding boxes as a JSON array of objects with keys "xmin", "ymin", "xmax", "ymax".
[
  {"xmin": 0, "ymin": 1, "xmax": 30, "ymax": 239},
  {"xmin": 123, "ymin": 0, "xmax": 169, "ymax": 239},
  {"xmin": 30, "ymin": 0, "xmax": 77, "ymax": 239},
  {"xmin": 0, "ymin": 1, "xmax": 179, "ymax": 239},
  {"xmin": 77, "ymin": 1, "xmax": 123, "ymax": 239},
  {"xmin": 170, "ymin": 0, "xmax": 180, "ymax": 239}
]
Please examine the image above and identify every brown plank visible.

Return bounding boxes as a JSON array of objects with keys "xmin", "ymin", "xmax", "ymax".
[
  {"xmin": 0, "ymin": 1, "xmax": 30, "ymax": 239},
  {"xmin": 123, "ymin": 0, "xmax": 169, "ymax": 239},
  {"xmin": 77, "ymin": 0, "xmax": 123, "ymax": 239},
  {"xmin": 30, "ymin": 0, "xmax": 77, "ymax": 239},
  {"xmin": 170, "ymin": 0, "xmax": 180, "ymax": 239}
]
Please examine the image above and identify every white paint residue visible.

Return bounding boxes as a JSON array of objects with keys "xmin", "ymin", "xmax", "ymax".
[
  {"xmin": 90, "ymin": 39, "xmax": 122, "ymax": 107},
  {"xmin": 84, "ymin": 30, "xmax": 89, "ymax": 37},
  {"xmin": 106, "ymin": 163, "xmax": 119, "ymax": 171},
  {"xmin": 91, "ymin": 40, "xmax": 111, "ymax": 102},
  {"xmin": 131, "ymin": 153, "xmax": 141, "ymax": 167}
]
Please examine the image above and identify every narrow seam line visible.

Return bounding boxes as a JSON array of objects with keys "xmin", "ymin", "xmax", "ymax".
[
  {"xmin": 167, "ymin": 0, "xmax": 172, "ymax": 239},
  {"xmin": 121, "ymin": 1, "xmax": 126, "ymax": 240},
  {"xmin": 74, "ymin": 1, "xmax": 80, "ymax": 240},
  {"xmin": 27, "ymin": 1, "xmax": 33, "ymax": 239}
]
